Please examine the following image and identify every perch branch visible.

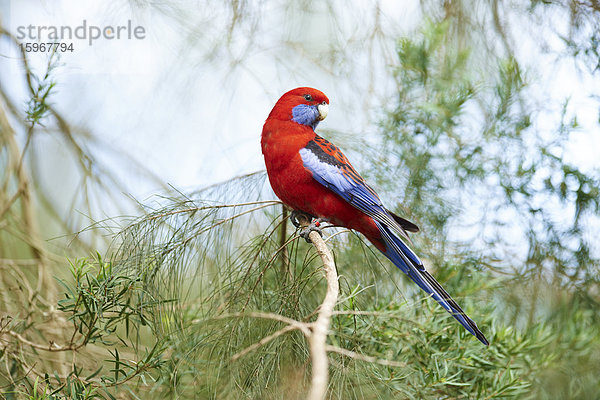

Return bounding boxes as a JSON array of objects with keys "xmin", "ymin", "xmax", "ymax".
[{"xmin": 297, "ymin": 215, "xmax": 339, "ymax": 400}]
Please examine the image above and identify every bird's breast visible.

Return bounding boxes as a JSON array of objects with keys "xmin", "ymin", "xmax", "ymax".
[{"xmin": 261, "ymin": 120, "xmax": 380, "ymax": 240}]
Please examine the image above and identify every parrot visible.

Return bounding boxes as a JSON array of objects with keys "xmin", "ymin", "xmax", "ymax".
[{"xmin": 261, "ymin": 87, "xmax": 489, "ymax": 345}]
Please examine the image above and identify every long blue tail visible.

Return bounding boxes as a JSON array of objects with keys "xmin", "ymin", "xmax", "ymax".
[{"xmin": 375, "ymin": 221, "xmax": 489, "ymax": 345}]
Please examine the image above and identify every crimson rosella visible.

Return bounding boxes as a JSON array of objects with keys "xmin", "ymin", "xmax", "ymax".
[{"xmin": 261, "ymin": 87, "xmax": 488, "ymax": 345}]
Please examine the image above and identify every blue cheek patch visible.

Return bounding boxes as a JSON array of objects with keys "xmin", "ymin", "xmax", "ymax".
[{"xmin": 292, "ymin": 104, "xmax": 320, "ymax": 130}]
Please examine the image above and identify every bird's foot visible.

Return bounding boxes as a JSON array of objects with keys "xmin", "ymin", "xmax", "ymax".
[
  {"xmin": 299, "ymin": 218, "xmax": 326, "ymax": 243},
  {"xmin": 290, "ymin": 210, "xmax": 316, "ymax": 228}
]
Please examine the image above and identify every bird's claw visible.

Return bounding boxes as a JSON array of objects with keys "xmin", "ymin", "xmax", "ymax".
[
  {"xmin": 290, "ymin": 210, "xmax": 316, "ymax": 228},
  {"xmin": 299, "ymin": 218, "xmax": 325, "ymax": 243},
  {"xmin": 289, "ymin": 211, "xmax": 325, "ymax": 242}
]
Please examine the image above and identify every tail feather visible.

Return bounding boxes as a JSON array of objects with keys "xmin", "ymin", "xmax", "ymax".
[
  {"xmin": 374, "ymin": 221, "xmax": 489, "ymax": 345},
  {"xmin": 386, "ymin": 209, "xmax": 420, "ymax": 232}
]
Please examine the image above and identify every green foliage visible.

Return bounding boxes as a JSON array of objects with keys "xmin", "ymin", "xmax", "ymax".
[
  {"xmin": 377, "ymin": 19, "xmax": 600, "ymax": 292},
  {"xmin": 25, "ymin": 54, "xmax": 58, "ymax": 126},
  {"xmin": 370, "ymin": 18, "xmax": 600, "ymax": 400},
  {"xmin": 39, "ymin": 188, "xmax": 590, "ymax": 399},
  {"xmin": 43, "ymin": 170, "xmax": 584, "ymax": 399},
  {"xmin": 530, "ymin": 0, "xmax": 600, "ymax": 73},
  {"xmin": 2, "ymin": 254, "xmax": 167, "ymax": 399},
  {"xmin": 57, "ymin": 253, "xmax": 164, "ymax": 352}
]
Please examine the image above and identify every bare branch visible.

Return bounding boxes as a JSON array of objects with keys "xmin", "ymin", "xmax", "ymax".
[
  {"xmin": 212, "ymin": 311, "xmax": 309, "ymax": 334},
  {"xmin": 231, "ymin": 324, "xmax": 302, "ymax": 361},
  {"xmin": 296, "ymin": 216, "xmax": 339, "ymax": 400},
  {"xmin": 4, "ymin": 330, "xmax": 77, "ymax": 352},
  {"xmin": 325, "ymin": 345, "xmax": 407, "ymax": 368}
]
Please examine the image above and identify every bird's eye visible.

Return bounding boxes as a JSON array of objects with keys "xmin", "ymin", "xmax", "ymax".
[
  {"xmin": 304, "ymin": 94, "xmax": 313, "ymax": 101},
  {"xmin": 321, "ymin": 101, "xmax": 327, "ymax": 105}
]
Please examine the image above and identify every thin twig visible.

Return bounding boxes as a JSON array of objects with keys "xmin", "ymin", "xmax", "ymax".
[
  {"xmin": 4, "ymin": 330, "xmax": 78, "ymax": 352},
  {"xmin": 0, "ymin": 91, "xmax": 56, "ymax": 307},
  {"xmin": 212, "ymin": 311, "xmax": 308, "ymax": 333},
  {"xmin": 0, "ymin": 187, "xmax": 24, "ymax": 220},
  {"xmin": 231, "ymin": 324, "xmax": 303, "ymax": 361},
  {"xmin": 279, "ymin": 205, "xmax": 292, "ymax": 282},
  {"xmin": 146, "ymin": 200, "xmax": 281, "ymax": 221},
  {"xmin": 241, "ymin": 233, "xmax": 298, "ymax": 312},
  {"xmin": 324, "ymin": 345, "xmax": 407, "ymax": 368}
]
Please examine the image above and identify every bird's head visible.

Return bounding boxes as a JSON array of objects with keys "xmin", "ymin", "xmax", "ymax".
[{"xmin": 267, "ymin": 87, "xmax": 329, "ymax": 130}]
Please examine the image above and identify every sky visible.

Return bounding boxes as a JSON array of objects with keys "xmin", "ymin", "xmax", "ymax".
[
  {"xmin": 0, "ymin": 0, "xmax": 598, "ymax": 254},
  {"xmin": 1, "ymin": 1, "xmax": 418, "ymax": 193}
]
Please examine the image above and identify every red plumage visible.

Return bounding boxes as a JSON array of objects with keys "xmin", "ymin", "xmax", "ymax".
[{"xmin": 261, "ymin": 88, "xmax": 384, "ymax": 250}]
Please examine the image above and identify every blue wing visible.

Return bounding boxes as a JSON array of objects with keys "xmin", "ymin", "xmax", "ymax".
[
  {"xmin": 299, "ymin": 135, "xmax": 489, "ymax": 345},
  {"xmin": 299, "ymin": 136, "xmax": 418, "ymax": 257}
]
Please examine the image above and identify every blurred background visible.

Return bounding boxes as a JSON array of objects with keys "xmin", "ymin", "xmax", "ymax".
[{"xmin": 0, "ymin": 0, "xmax": 599, "ymax": 398}]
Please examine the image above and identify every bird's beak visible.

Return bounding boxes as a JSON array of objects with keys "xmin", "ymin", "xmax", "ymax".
[{"xmin": 317, "ymin": 103, "xmax": 329, "ymax": 121}]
